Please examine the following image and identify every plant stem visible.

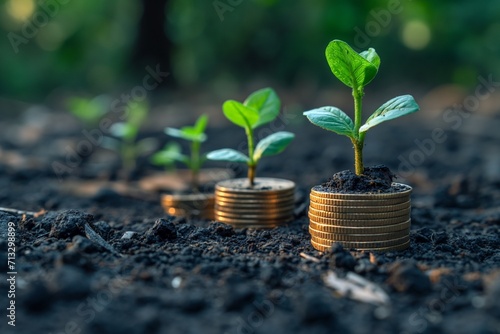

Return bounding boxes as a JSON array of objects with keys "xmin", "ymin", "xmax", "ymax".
[
  {"xmin": 122, "ymin": 142, "xmax": 136, "ymax": 174},
  {"xmin": 190, "ymin": 140, "xmax": 201, "ymax": 191},
  {"xmin": 352, "ymin": 88, "xmax": 365, "ymax": 175},
  {"xmin": 246, "ymin": 128, "xmax": 256, "ymax": 186}
]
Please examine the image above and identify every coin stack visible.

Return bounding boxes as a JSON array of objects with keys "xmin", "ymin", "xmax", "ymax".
[
  {"xmin": 161, "ymin": 193, "xmax": 215, "ymax": 220},
  {"xmin": 214, "ymin": 178, "xmax": 295, "ymax": 228},
  {"xmin": 308, "ymin": 183, "xmax": 412, "ymax": 252}
]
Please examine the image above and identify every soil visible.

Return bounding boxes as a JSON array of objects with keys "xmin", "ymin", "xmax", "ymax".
[
  {"xmin": 318, "ymin": 165, "xmax": 408, "ymax": 194},
  {"xmin": 1, "ymin": 108, "xmax": 500, "ymax": 334}
]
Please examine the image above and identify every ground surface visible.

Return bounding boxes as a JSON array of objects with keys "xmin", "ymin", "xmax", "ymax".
[{"xmin": 0, "ymin": 105, "xmax": 500, "ymax": 334}]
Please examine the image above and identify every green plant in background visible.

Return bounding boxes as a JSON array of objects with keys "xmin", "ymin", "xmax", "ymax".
[
  {"xmin": 207, "ymin": 88, "xmax": 295, "ymax": 186},
  {"xmin": 67, "ymin": 95, "xmax": 111, "ymax": 126},
  {"xmin": 151, "ymin": 114, "xmax": 209, "ymax": 191},
  {"xmin": 107, "ymin": 100, "xmax": 154, "ymax": 172},
  {"xmin": 303, "ymin": 40, "xmax": 420, "ymax": 175}
]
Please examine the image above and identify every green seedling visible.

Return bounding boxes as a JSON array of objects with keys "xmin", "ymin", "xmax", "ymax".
[
  {"xmin": 67, "ymin": 95, "xmax": 111, "ymax": 126},
  {"xmin": 151, "ymin": 114, "xmax": 209, "ymax": 191},
  {"xmin": 106, "ymin": 100, "xmax": 155, "ymax": 172},
  {"xmin": 303, "ymin": 39, "xmax": 420, "ymax": 175},
  {"xmin": 207, "ymin": 88, "xmax": 295, "ymax": 186}
]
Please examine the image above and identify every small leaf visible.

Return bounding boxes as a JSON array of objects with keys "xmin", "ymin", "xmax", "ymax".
[
  {"xmin": 359, "ymin": 48, "xmax": 380, "ymax": 70},
  {"xmin": 125, "ymin": 101, "xmax": 148, "ymax": 128},
  {"xmin": 206, "ymin": 149, "xmax": 249, "ymax": 163},
  {"xmin": 110, "ymin": 122, "xmax": 137, "ymax": 141},
  {"xmin": 244, "ymin": 88, "xmax": 281, "ymax": 128},
  {"xmin": 360, "ymin": 95, "xmax": 420, "ymax": 132},
  {"xmin": 325, "ymin": 40, "xmax": 379, "ymax": 89},
  {"xmin": 223, "ymin": 100, "xmax": 259, "ymax": 129},
  {"xmin": 194, "ymin": 114, "xmax": 209, "ymax": 134},
  {"xmin": 151, "ymin": 143, "xmax": 189, "ymax": 166},
  {"xmin": 165, "ymin": 127, "xmax": 206, "ymax": 142},
  {"xmin": 253, "ymin": 131, "xmax": 295, "ymax": 162},
  {"xmin": 303, "ymin": 107, "xmax": 355, "ymax": 138}
]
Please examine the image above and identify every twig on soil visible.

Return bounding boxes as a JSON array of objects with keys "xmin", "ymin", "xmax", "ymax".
[
  {"xmin": 0, "ymin": 207, "xmax": 47, "ymax": 217},
  {"xmin": 300, "ymin": 252, "xmax": 320, "ymax": 263},
  {"xmin": 323, "ymin": 271, "xmax": 390, "ymax": 306},
  {"xmin": 84, "ymin": 223, "xmax": 121, "ymax": 257}
]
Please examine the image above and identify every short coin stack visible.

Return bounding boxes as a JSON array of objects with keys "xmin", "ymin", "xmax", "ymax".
[
  {"xmin": 214, "ymin": 178, "xmax": 295, "ymax": 228},
  {"xmin": 308, "ymin": 183, "xmax": 412, "ymax": 252},
  {"xmin": 161, "ymin": 193, "xmax": 215, "ymax": 220}
]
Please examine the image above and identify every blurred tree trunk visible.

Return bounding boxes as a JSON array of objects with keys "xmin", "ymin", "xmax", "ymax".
[{"xmin": 131, "ymin": 0, "xmax": 172, "ymax": 85}]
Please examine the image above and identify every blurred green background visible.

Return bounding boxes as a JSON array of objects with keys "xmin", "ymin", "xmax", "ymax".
[{"xmin": 1, "ymin": 0, "xmax": 499, "ymax": 102}]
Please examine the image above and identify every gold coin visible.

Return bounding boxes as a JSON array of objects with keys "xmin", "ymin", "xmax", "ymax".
[
  {"xmin": 215, "ymin": 210, "xmax": 293, "ymax": 220},
  {"xmin": 310, "ymin": 239, "xmax": 410, "ymax": 252},
  {"xmin": 308, "ymin": 200, "xmax": 410, "ymax": 213},
  {"xmin": 309, "ymin": 193, "xmax": 409, "ymax": 206},
  {"xmin": 308, "ymin": 206, "xmax": 410, "ymax": 219},
  {"xmin": 214, "ymin": 214, "xmax": 292, "ymax": 225},
  {"xmin": 311, "ymin": 234, "xmax": 409, "ymax": 248},
  {"xmin": 215, "ymin": 204, "xmax": 295, "ymax": 214},
  {"xmin": 309, "ymin": 219, "xmax": 411, "ymax": 234},
  {"xmin": 311, "ymin": 183, "xmax": 411, "ymax": 200},
  {"xmin": 308, "ymin": 207, "xmax": 408, "ymax": 226},
  {"xmin": 215, "ymin": 192, "xmax": 294, "ymax": 202},
  {"xmin": 216, "ymin": 178, "xmax": 295, "ymax": 194},
  {"xmin": 308, "ymin": 226, "xmax": 409, "ymax": 241},
  {"xmin": 215, "ymin": 195, "xmax": 295, "ymax": 205}
]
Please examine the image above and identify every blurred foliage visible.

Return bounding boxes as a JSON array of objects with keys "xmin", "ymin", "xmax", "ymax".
[{"xmin": 1, "ymin": 0, "xmax": 500, "ymax": 100}]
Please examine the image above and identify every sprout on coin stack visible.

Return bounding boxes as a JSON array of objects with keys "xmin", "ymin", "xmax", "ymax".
[
  {"xmin": 303, "ymin": 39, "xmax": 420, "ymax": 252},
  {"xmin": 207, "ymin": 87, "xmax": 296, "ymax": 228}
]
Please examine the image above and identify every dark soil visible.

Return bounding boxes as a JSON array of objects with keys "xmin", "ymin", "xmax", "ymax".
[
  {"xmin": 318, "ymin": 165, "xmax": 408, "ymax": 194},
  {"xmin": 1, "ymin": 108, "xmax": 500, "ymax": 334}
]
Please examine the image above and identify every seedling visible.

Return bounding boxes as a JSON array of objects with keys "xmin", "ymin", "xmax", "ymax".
[
  {"xmin": 303, "ymin": 40, "xmax": 420, "ymax": 175},
  {"xmin": 207, "ymin": 88, "xmax": 295, "ymax": 186},
  {"xmin": 67, "ymin": 95, "xmax": 111, "ymax": 126},
  {"xmin": 151, "ymin": 114, "xmax": 209, "ymax": 191},
  {"xmin": 106, "ymin": 100, "xmax": 154, "ymax": 172}
]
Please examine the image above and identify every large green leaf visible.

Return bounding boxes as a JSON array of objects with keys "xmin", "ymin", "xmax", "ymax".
[
  {"xmin": 253, "ymin": 131, "xmax": 295, "ymax": 161},
  {"xmin": 360, "ymin": 95, "xmax": 420, "ymax": 132},
  {"xmin": 206, "ymin": 149, "xmax": 249, "ymax": 163},
  {"xmin": 325, "ymin": 40, "xmax": 379, "ymax": 89},
  {"xmin": 222, "ymin": 100, "xmax": 259, "ymax": 129},
  {"xmin": 244, "ymin": 87, "xmax": 281, "ymax": 128},
  {"xmin": 303, "ymin": 107, "xmax": 355, "ymax": 138}
]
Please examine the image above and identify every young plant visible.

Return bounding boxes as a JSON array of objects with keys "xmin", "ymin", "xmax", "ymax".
[
  {"xmin": 151, "ymin": 114, "xmax": 209, "ymax": 191},
  {"xmin": 67, "ymin": 95, "xmax": 111, "ymax": 126},
  {"xmin": 303, "ymin": 39, "xmax": 420, "ymax": 175},
  {"xmin": 106, "ymin": 100, "xmax": 155, "ymax": 172},
  {"xmin": 207, "ymin": 88, "xmax": 294, "ymax": 186}
]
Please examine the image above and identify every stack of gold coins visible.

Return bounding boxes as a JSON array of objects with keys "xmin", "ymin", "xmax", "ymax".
[
  {"xmin": 214, "ymin": 178, "xmax": 295, "ymax": 228},
  {"xmin": 308, "ymin": 183, "xmax": 412, "ymax": 252},
  {"xmin": 161, "ymin": 193, "xmax": 215, "ymax": 220}
]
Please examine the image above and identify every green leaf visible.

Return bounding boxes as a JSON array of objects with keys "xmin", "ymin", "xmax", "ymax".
[
  {"xmin": 360, "ymin": 95, "xmax": 420, "ymax": 132},
  {"xmin": 151, "ymin": 143, "xmax": 189, "ymax": 166},
  {"xmin": 253, "ymin": 131, "xmax": 295, "ymax": 162},
  {"xmin": 125, "ymin": 101, "xmax": 149, "ymax": 128},
  {"xmin": 165, "ymin": 127, "xmax": 206, "ymax": 142},
  {"xmin": 194, "ymin": 114, "xmax": 209, "ymax": 133},
  {"xmin": 359, "ymin": 48, "xmax": 380, "ymax": 69},
  {"xmin": 244, "ymin": 88, "xmax": 281, "ymax": 128},
  {"xmin": 222, "ymin": 100, "xmax": 259, "ymax": 129},
  {"xmin": 67, "ymin": 95, "xmax": 110, "ymax": 124},
  {"xmin": 325, "ymin": 40, "xmax": 379, "ymax": 89},
  {"xmin": 110, "ymin": 122, "xmax": 138, "ymax": 141},
  {"xmin": 206, "ymin": 149, "xmax": 249, "ymax": 163},
  {"xmin": 303, "ymin": 107, "xmax": 355, "ymax": 138}
]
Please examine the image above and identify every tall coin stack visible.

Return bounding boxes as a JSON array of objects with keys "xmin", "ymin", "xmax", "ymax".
[
  {"xmin": 214, "ymin": 178, "xmax": 295, "ymax": 228},
  {"xmin": 308, "ymin": 183, "xmax": 412, "ymax": 252}
]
